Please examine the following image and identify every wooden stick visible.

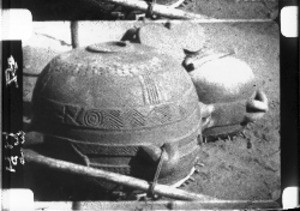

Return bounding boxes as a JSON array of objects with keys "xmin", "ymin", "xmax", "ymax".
[
  {"xmin": 24, "ymin": 149, "xmax": 218, "ymax": 201},
  {"xmin": 93, "ymin": 0, "xmax": 211, "ymax": 19},
  {"xmin": 71, "ymin": 21, "xmax": 80, "ymax": 48}
]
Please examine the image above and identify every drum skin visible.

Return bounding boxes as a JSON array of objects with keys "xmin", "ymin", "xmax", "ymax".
[{"xmin": 30, "ymin": 41, "xmax": 202, "ymax": 186}]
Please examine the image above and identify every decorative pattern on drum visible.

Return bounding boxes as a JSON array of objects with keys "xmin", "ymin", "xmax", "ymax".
[
  {"xmin": 83, "ymin": 110, "xmax": 104, "ymax": 127},
  {"xmin": 139, "ymin": 74, "xmax": 161, "ymax": 105},
  {"xmin": 36, "ymin": 98, "xmax": 196, "ymax": 130}
]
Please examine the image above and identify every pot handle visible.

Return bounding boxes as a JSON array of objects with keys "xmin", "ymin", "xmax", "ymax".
[
  {"xmin": 140, "ymin": 143, "xmax": 179, "ymax": 177},
  {"xmin": 23, "ymin": 131, "xmax": 45, "ymax": 146},
  {"xmin": 200, "ymin": 90, "xmax": 269, "ymax": 130}
]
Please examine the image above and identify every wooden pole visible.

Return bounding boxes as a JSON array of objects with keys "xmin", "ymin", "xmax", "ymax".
[
  {"xmin": 71, "ymin": 21, "xmax": 79, "ymax": 48},
  {"xmin": 93, "ymin": 0, "xmax": 211, "ymax": 19},
  {"xmin": 24, "ymin": 149, "xmax": 218, "ymax": 201}
]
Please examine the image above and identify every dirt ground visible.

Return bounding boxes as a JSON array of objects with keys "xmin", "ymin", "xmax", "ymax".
[
  {"xmin": 22, "ymin": 19, "xmax": 280, "ymax": 202},
  {"xmin": 179, "ymin": 0, "xmax": 278, "ymax": 20}
]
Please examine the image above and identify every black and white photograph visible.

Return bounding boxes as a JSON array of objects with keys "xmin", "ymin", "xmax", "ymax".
[{"xmin": 2, "ymin": 0, "xmax": 296, "ymax": 210}]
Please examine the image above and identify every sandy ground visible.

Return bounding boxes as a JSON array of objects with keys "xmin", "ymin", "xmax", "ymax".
[
  {"xmin": 22, "ymin": 20, "xmax": 280, "ymax": 202},
  {"xmin": 179, "ymin": 0, "xmax": 278, "ymax": 20}
]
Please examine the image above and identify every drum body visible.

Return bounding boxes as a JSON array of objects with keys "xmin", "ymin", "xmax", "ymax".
[{"xmin": 30, "ymin": 41, "xmax": 202, "ymax": 186}]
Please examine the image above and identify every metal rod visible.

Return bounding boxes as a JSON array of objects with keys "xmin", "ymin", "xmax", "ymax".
[{"xmin": 24, "ymin": 149, "xmax": 218, "ymax": 201}]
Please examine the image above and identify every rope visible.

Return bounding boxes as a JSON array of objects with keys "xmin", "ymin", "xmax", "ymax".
[{"xmin": 148, "ymin": 148, "xmax": 167, "ymax": 198}]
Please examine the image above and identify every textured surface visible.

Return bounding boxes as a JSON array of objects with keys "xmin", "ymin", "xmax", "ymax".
[
  {"xmin": 28, "ymin": 41, "xmax": 202, "ymax": 188},
  {"xmin": 23, "ymin": 21, "xmax": 279, "ymax": 201},
  {"xmin": 178, "ymin": 0, "xmax": 278, "ymax": 19}
]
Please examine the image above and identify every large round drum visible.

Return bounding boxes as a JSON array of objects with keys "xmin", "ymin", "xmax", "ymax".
[{"xmin": 30, "ymin": 41, "xmax": 202, "ymax": 187}]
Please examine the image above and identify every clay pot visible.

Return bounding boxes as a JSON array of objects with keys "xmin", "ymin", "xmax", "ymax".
[
  {"xmin": 184, "ymin": 51, "xmax": 268, "ymax": 140},
  {"xmin": 29, "ymin": 41, "xmax": 203, "ymax": 187}
]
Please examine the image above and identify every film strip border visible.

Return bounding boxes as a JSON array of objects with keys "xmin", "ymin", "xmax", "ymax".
[
  {"xmin": 1, "ymin": 41, "xmax": 24, "ymax": 188},
  {"xmin": 279, "ymin": 0, "xmax": 299, "ymax": 208}
]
